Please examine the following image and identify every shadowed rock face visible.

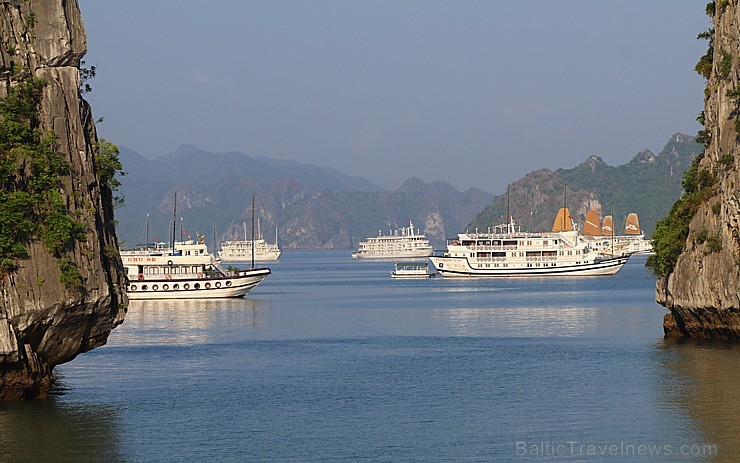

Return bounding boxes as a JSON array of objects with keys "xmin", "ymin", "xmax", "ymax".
[
  {"xmin": 656, "ymin": 4, "xmax": 740, "ymax": 340},
  {"xmin": 1, "ymin": 0, "xmax": 127, "ymax": 399}
]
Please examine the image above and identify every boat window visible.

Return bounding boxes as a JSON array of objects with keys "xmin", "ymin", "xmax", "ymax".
[
  {"xmin": 492, "ymin": 252, "xmax": 505, "ymax": 258},
  {"xmin": 502, "ymin": 240, "xmax": 517, "ymax": 246}
]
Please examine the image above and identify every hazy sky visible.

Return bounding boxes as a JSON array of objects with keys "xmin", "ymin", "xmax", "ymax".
[{"xmin": 78, "ymin": 1, "xmax": 709, "ymax": 193}]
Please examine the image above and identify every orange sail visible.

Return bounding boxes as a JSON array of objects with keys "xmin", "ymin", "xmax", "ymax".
[
  {"xmin": 602, "ymin": 215, "xmax": 614, "ymax": 236},
  {"xmin": 583, "ymin": 209, "xmax": 601, "ymax": 236},
  {"xmin": 625, "ymin": 212, "xmax": 641, "ymax": 235},
  {"xmin": 552, "ymin": 208, "xmax": 573, "ymax": 232}
]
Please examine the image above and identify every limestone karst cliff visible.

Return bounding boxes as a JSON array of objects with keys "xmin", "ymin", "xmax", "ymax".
[
  {"xmin": 0, "ymin": 0, "xmax": 127, "ymax": 399},
  {"xmin": 654, "ymin": 1, "xmax": 740, "ymax": 339}
]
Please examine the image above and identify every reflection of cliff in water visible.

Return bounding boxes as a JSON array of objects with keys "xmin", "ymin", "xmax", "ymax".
[
  {"xmin": 658, "ymin": 340, "xmax": 740, "ymax": 463},
  {"xmin": 0, "ymin": 400, "xmax": 123, "ymax": 463}
]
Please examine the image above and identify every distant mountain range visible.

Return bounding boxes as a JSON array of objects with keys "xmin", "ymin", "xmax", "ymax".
[
  {"xmin": 114, "ymin": 146, "xmax": 494, "ymax": 249},
  {"xmin": 114, "ymin": 133, "xmax": 701, "ymax": 250},
  {"xmin": 468, "ymin": 133, "xmax": 703, "ymax": 236}
]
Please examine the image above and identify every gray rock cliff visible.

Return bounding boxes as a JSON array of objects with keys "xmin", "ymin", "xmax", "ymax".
[
  {"xmin": 0, "ymin": 0, "xmax": 127, "ymax": 399},
  {"xmin": 657, "ymin": 2, "xmax": 740, "ymax": 339}
]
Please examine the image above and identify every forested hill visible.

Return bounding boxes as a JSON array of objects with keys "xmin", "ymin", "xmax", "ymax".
[{"xmin": 468, "ymin": 133, "xmax": 703, "ymax": 236}]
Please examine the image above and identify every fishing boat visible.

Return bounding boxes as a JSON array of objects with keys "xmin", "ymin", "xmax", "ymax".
[
  {"xmin": 391, "ymin": 261, "xmax": 435, "ymax": 279},
  {"xmin": 219, "ymin": 220, "xmax": 281, "ymax": 262},
  {"xmin": 352, "ymin": 220, "xmax": 433, "ymax": 259},
  {"xmin": 122, "ymin": 239, "xmax": 270, "ymax": 300},
  {"xmin": 430, "ymin": 215, "xmax": 628, "ymax": 277}
]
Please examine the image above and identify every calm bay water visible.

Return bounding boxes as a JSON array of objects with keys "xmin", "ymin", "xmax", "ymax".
[{"xmin": 2, "ymin": 251, "xmax": 739, "ymax": 462}]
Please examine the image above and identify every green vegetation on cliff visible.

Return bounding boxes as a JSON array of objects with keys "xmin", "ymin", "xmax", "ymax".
[
  {"xmin": 646, "ymin": 4, "xmax": 720, "ymax": 277},
  {"xmin": 0, "ymin": 78, "xmax": 83, "ymax": 282}
]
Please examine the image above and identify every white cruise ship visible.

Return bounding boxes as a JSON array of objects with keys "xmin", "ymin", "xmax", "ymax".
[
  {"xmin": 352, "ymin": 220, "xmax": 433, "ymax": 259},
  {"xmin": 430, "ymin": 217, "xmax": 628, "ymax": 277},
  {"xmin": 218, "ymin": 221, "xmax": 281, "ymax": 262},
  {"xmin": 122, "ymin": 239, "xmax": 270, "ymax": 299}
]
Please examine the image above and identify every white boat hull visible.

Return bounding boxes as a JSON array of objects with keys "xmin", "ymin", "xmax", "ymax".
[
  {"xmin": 126, "ymin": 268, "xmax": 271, "ymax": 300},
  {"xmin": 352, "ymin": 251, "xmax": 433, "ymax": 259},
  {"xmin": 430, "ymin": 255, "xmax": 628, "ymax": 277},
  {"xmin": 219, "ymin": 250, "xmax": 281, "ymax": 262}
]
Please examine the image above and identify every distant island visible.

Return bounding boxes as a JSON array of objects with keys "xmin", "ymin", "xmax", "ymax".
[{"xmin": 115, "ymin": 134, "xmax": 701, "ymax": 251}]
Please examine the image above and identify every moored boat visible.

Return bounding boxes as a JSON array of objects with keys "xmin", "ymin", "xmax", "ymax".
[
  {"xmin": 430, "ymin": 217, "xmax": 628, "ymax": 278},
  {"xmin": 219, "ymin": 220, "xmax": 281, "ymax": 262},
  {"xmin": 122, "ymin": 239, "xmax": 270, "ymax": 300},
  {"xmin": 391, "ymin": 261, "xmax": 435, "ymax": 279},
  {"xmin": 352, "ymin": 220, "xmax": 433, "ymax": 259},
  {"xmin": 583, "ymin": 211, "xmax": 653, "ymax": 256}
]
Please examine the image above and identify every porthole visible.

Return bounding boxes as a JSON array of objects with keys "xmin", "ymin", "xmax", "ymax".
[
  {"xmin": 173, "ymin": 284, "xmax": 179, "ymax": 289},
  {"xmin": 194, "ymin": 283, "xmax": 200, "ymax": 289},
  {"xmin": 152, "ymin": 285, "xmax": 159, "ymax": 291},
  {"xmin": 215, "ymin": 282, "xmax": 221, "ymax": 288},
  {"xmin": 142, "ymin": 285, "xmax": 148, "ymax": 291},
  {"xmin": 163, "ymin": 284, "xmax": 169, "ymax": 290},
  {"xmin": 225, "ymin": 281, "xmax": 232, "ymax": 287},
  {"xmin": 130, "ymin": 285, "xmax": 137, "ymax": 291},
  {"xmin": 184, "ymin": 283, "xmax": 190, "ymax": 290},
  {"xmin": 205, "ymin": 283, "xmax": 211, "ymax": 289}
]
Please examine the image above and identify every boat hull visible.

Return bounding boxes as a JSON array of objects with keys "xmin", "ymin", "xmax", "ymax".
[
  {"xmin": 126, "ymin": 268, "xmax": 271, "ymax": 300},
  {"xmin": 219, "ymin": 251, "xmax": 281, "ymax": 262},
  {"xmin": 429, "ymin": 256, "xmax": 628, "ymax": 277}
]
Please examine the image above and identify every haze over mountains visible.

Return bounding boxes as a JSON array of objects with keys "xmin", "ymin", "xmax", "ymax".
[
  {"xmin": 115, "ymin": 133, "xmax": 702, "ymax": 250},
  {"xmin": 116, "ymin": 145, "xmax": 493, "ymax": 249}
]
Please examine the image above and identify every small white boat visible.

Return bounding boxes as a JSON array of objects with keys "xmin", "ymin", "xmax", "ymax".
[
  {"xmin": 122, "ymin": 239, "xmax": 270, "ymax": 300},
  {"xmin": 352, "ymin": 220, "xmax": 433, "ymax": 259},
  {"xmin": 391, "ymin": 261, "xmax": 435, "ymax": 279}
]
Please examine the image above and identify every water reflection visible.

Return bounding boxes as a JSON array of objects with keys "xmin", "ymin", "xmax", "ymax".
[
  {"xmin": 110, "ymin": 298, "xmax": 271, "ymax": 347},
  {"xmin": 0, "ymin": 399, "xmax": 123, "ymax": 463},
  {"xmin": 433, "ymin": 306, "xmax": 598, "ymax": 337},
  {"xmin": 658, "ymin": 340, "xmax": 740, "ymax": 463}
]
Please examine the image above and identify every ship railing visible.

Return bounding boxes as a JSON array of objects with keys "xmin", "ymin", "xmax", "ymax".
[
  {"xmin": 471, "ymin": 257, "xmax": 507, "ymax": 263},
  {"xmin": 469, "ymin": 245, "xmax": 518, "ymax": 251},
  {"xmin": 525, "ymin": 256, "xmax": 558, "ymax": 262}
]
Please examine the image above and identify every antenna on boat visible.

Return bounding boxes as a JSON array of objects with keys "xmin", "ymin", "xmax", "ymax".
[
  {"xmin": 251, "ymin": 195, "xmax": 255, "ymax": 269},
  {"xmin": 172, "ymin": 192, "xmax": 177, "ymax": 254}
]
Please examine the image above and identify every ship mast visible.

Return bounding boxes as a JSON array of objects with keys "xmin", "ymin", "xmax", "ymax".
[
  {"xmin": 172, "ymin": 192, "xmax": 177, "ymax": 254},
  {"xmin": 251, "ymin": 195, "xmax": 255, "ymax": 269}
]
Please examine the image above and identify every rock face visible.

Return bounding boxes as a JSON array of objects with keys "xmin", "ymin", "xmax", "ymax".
[
  {"xmin": 0, "ymin": 1, "xmax": 127, "ymax": 399},
  {"xmin": 656, "ymin": 3, "xmax": 740, "ymax": 339}
]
